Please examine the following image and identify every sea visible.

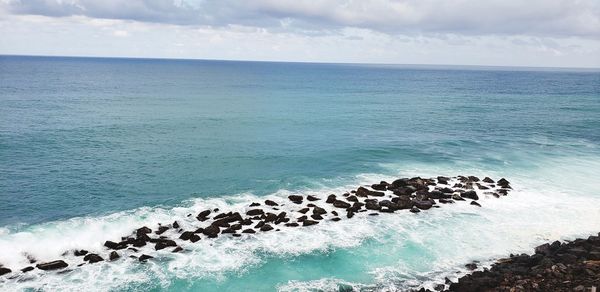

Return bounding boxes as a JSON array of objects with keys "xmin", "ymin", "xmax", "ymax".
[{"xmin": 0, "ymin": 55, "xmax": 599, "ymax": 291}]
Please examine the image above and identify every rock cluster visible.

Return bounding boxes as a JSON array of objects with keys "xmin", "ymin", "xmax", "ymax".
[
  {"xmin": 423, "ymin": 233, "xmax": 600, "ymax": 292},
  {"xmin": 0, "ymin": 175, "xmax": 510, "ymax": 279}
]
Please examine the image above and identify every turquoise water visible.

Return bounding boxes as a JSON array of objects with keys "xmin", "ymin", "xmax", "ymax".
[{"xmin": 0, "ymin": 56, "xmax": 599, "ymax": 291}]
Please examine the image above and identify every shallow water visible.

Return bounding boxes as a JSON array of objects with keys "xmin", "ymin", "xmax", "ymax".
[{"xmin": 0, "ymin": 56, "xmax": 599, "ymax": 291}]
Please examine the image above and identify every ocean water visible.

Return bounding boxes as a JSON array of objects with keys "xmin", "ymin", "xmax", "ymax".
[{"xmin": 0, "ymin": 55, "xmax": 599, "ymax": 291}]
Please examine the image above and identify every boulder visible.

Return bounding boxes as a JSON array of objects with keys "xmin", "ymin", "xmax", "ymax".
[
  {"xmin": 483, "ymin": 177, "xmax": 495, "ymax": 183},
  {"xmin": 242, "ymin": 228, "xmax": 256, "ymax": 233},
  {"xmin": 298, "ymin": 208, "xmax": 309, "ymax": 214},
  {"xmin": 461, "ymin": 190, "xmax": 479, "ymax": 200},
  {"xmin": 303, "ymin": 220, "xmax": 319, "ymax": 226},
  {"xmin": 172, "ymin": 246, "xmax": 183, "ymax": 253},
  {"xmin": 104, "ymin": 240, "xmax": 127, "ymax": 250},
  {"xmin": 410, "ymin": 206, "xmax": 420, "ymax": 213},
  {"xmin": 37, "ymin": 260, "xmax": 68, "ymax": 271},
  {"xmin": 285, "ymin": 223, "xmax": 299, "ymax": 227},
  {"xmin": 414, "ymin": 200, "xmax": 433, "ymax": 210},
  {"xmin": 470, "ymin": 201, "xmax": 482, "ymax": 207},
  {"xmin": 0, "ymin": 267, "xmax": 11, "ymax": 276},
  {"xmin": 326, "ymin": 194, "xmax": 337, "ymax": 203},
  {"xmin": 136, "ymin": 226, "xmax": 152, "ymax": 238},
  {"xmin": 139, "ymin": 254, "xmax": 153, "ymax": 262},
  {"xmin": 109, "ymin": 251, "xmax": 120, "ymax": 261},
  {"xmin": 307, "ymin": 195, "xmax": 320, "ymax": 201},
  {"xmin": 249, "ymin": 202, "xmax": 260, "ymax": 207},
  {"xmin": 288, "ymin": 195, "xmax": 303, "ymax": 203},
  {"xmin": 21, "ymin": 266, "xmax": 34, "ymax": 273},
  {"xmin": 74, "ymin": 250, "xmax": 88, "ymax": 256},
  {"xmin": 390, "ymin": 178, "xmax": 409, "ymax": 188},
  {"xmin": 179, "ymin": 231, "xmax": 195, "ymax": 241},
  {"xmin": 155, "ymin": 239, "xmax": 177, "ymax": 250},
  {"xmin": 155, "ymin": 226, "xmax": 169, "ymax": 235},
  {"xmin": 332, "ymin": 200, "xmax": 351, "ymax": 209},
  {"xmin": 437, "ymin": 176, "xmax": 450, "ymax": 185},
  {"xmin": 202, "ymin": 225, "xmax": 220, "ymax": 238},
  {"xmin": 83, "ymin": 254, "xmax": 104, "ymax": 263},
  {"xmin": 265, "ymin": 199, "xmax": 278, "ymax": 206},
  {"xmin": 260, "ymin": 224, "xmax": 274, "ymax": 232},
  {"xmin": 172, "ymin": 221, "xmax": 180, "ymax": 229}
]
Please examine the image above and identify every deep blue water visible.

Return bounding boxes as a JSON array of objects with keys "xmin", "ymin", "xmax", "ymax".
[{"xmin": 0, "ymin": 56, "xmax": 599, "ymax": 291}]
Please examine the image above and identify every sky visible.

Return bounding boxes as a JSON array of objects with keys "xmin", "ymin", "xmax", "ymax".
[{"xmin": 1, "ymin": 0, "xmax": 599, "ymax": 68}]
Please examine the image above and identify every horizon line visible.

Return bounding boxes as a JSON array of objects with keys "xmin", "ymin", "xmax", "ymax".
[{"xmin": 2, "ymin": 53, "xmax": 600, "ymax": 72}]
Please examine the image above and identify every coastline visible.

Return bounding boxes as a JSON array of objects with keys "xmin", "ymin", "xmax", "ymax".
[{"xmin": 422, "ymin": 233, "xmax": 600, "ymax": 292}]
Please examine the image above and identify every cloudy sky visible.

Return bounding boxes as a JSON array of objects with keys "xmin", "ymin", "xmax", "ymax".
[{"xmin": 1, "ymin": 0, "xmax": 599, "ymax": 68}]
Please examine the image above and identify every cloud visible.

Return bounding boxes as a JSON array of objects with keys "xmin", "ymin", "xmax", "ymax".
[{"xmin": 2, "ymin": 0, "xmax": 599, "ymax": 38}]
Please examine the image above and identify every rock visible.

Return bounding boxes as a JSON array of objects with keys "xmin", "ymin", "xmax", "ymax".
[
  {"xmin": 155, "ymin": 226, "xmax": 169, "ymax": 235},
  {"xmin": 249, "ymin": 202, "xmax": 260, "ymax": 207},
  {"xmin": 83, "ymin": 253, "xmax": 104, "ymax": 263},
  {"xmin": 259, "ymin": 224, "xmax": 274, "ymax": 232},
  {"xmin": 434, "ymin": 284, "xmax": 445, "ymax": 291},
  {"xmin": 331, "ymin": 217, "xmax": 341, "ymax": 222},
  {"xmin": 332, "ymin": 200, "xmax": 351, "ymax": 209},
  {"xmin": 535, "ymin": 243, "xmax": 552, "ymax": 256},
  {"xmin": 410, "ymin": 206, "xmax": 420, "ymax": 213},
  {"xmin": 197, "ymin": 209, "xmax": 211, "ymax": 218},
  {"xmin": 37, "ymin": 260, "xmax": 68, "ymax": 271},
  {"xmin": 371, "ymin": 182, "xmax": 388, "ymax": 191},
  {"xmin": 298, "ymin": 208, "xmax": 310, "ymax": 214},
  {"xmin": 242, "ymin": 229, "xmax": 256, "ymax": 233},
  {"xmin": 461, "ymin": 190, "xmax": 479, "ymax": 200},
  {"xmin": 390, "ymin": 178, "xmax": 409, "ymax": 188},
  {"xmin": 74, "ymin": 249, "xmax": 88, "ymax": 256},
  {"xmin": 21, "ymin": 266, "xmax": 34, "ymax": 273},
  {"xmin": 306, "ymin": 195, "xmax": 320, "ymax": 201},
  {"xmin": 172, "ymin": 221, "xmax": 180, "ymax": 229},
  {"xmin": 288, "ymin": 195, "xmax": 303, "ymax": 203},
  {"xmin": 180, "ymin": 231, "xmax": 195, "ymax": 241},
  {"xmin": 470, "ymin": 201, "xmax": 482, "ymax": 207},
  {"xmin": 483, "ymin": 177, "xmax": 495, "ymax": 183},
  {"xmin": 439, "ymin": 198, "xmax": 454, "ymax": 204},
  {"xmin": 414, "ymin": 200, "xmax": 433, "ymax": 210},
  {"xmin": 136, "ymin": 226, "xmax": 152, "ymax": 238},
  {"xmin": 465, "ymin": 263, "xmax": 477, "ymax": 270},
  {"xmin": 437, "ymin": 176, "xmax": 450, "ymax": 185},
  {"xmin": 303, "ymin": 220, "xmax": 319, "ymax": 226},
  {"xmin": 104, "ymin": 240, "xmax": 127, "ymax": 250},
  {"xmin": 346, "ymin": 195, "xmax": 358, "ymax": 202},
  {"xmin": 497, "ymin": 178, "xmax": 510, "ymax": 188},
  {"xmin": 326, "ymin": 194, "xmax": 337, "ymax": 203},
  {"xmin": 452, "ymin": 194, "xmax": 465, "ymax": 201},
  {"xmin": 264, "ymin": 199, "xmax": 278, "ymax": 206},
  {"xmin": 172, "ymin": 246, "xmax": 183, "ymax": 253},
  {"xmin": 311, "ymin": 214, "xmax": 323, "ymax": 220},
  {"xmin": 155, "ymin": 239, "xmax": 177, "ymax": 250},
  {"xmin": 356, "ymin": 186, "xmax": 385, "ymax": 197},
  {"xmin": 312, "ymin": 206, "xmax": 327, "ymax": 215},
  {"xmin": 139, "ymin": 254, "xmax": 153, "ymax": 262},
  {"xmin": 0, "ymin": 267, "xmax": 11, "ymax": 276},
  {"xmin": 246, "ymin": 209, "xmax": 265, "ymax": 216},
  {"xmin": 285, "ymin": 223, "xmax": 299, "ymax": 227},
  {"xmin": 365, "ymin": 199, "xmax": 380, "ymax": 210},
  {"xmin": 109, "ymin": 251, "xmax": 120, "ymax": 261}
]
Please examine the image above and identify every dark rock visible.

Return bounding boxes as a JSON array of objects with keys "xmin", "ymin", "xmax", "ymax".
[
  {"xmin": 461, "ymin": 190, "xmax": 479, "ymax": 200},
  {"xmin": 285, "ymin": 223, "xmax": 299, "ymax": 227},
  {"xmin": 297, "ymin": 215, "xmax": 307, "ymax": 222},
  {"xmin": 333, "ymin": 200, "xmax": 351, "ymax": 209},
  {"xmin": 260, "ymin": 224, "xmax": 274, "ymax": 232},
  {"xmin": 346, "ymin": 195, "xmax": 359, "ymax": 202},
  {"xmin": 104, "ymin": 240, "xmax": 127, "ymax": 250},
  {"xmin": 303, "ymin": 220, "xmax": 319, "ymax": 226},
  {"xmin": 483, "ymin": 177, "xmax": 495, "ymax": 183},
  {"xmin": 497, "ymin": 178, "xmax": 510, "ymax": 188},
  {"xmin": 249, "ymin": 202, "xmax": 260, "ymax": 207},
  {"xmin": 172, "ymin": 246, "xmax": 183, "ymax": 253},
  {"xmin": 109, "ymin": 251, "xmax": 120, "ymax": 261},
  {"xmin": 414, "ymin": 200, "xmax": 433, "ymax": 210},
  {"xmin": 37, "ymin": 260, "xmax": 68, "ymax": 271},
  {"xmin": 74, "ymin": 249, "xmax": 88, "ymax": 256},
  {"xmin": 331, "ymin": 217, "xmax": 341, "ymax": 222},
  {"xmin": 21, "ymin": 266, "xmax": 34, "ymax": 273},
  {"xmin": 465, "ymin": 263, "xmax": 478, "ymax": 270},
  {"xmin": 307, "ymin": 195, "xmax": 320, "ymax": 201},
  {"xmin": 288, "ymin": 195, "xmax": 303, "ymax": 203},
  {"xmin": 246, "ymin": 209, "xmax": 264, "ymax": 216},
  {"xmin": 410, "ymin": 206, "xmax": 420, "ymax": 213},
  {"xmin": 311, "ymin": 214, "xmax": 323, "ymax": 220},
  {"xmin": 298, "ymin": 208, "xmax": 310, "ymax": 214},
  {"xmin": 326, "ymin": 194, "xmax": 337, "ymax": 203},
  {"xmin": 264, "ymin": 199, "xmax": 278, "ymax": 206},
  {"xmin": 139, "ymin": 254, "xmax": 153, "ymax": 262},
  {"xmin": 437, "ymin": 176, "xmax": 450, "ymax": 185},
  {"xmin": 470, "ymin": 201, "xmax": 482, "ymax": 207},
  {"xmin": 202, "ymin": 225, "xmax": 220, "ymax": 238},
  {"xmin": 365, "ymin": 199, "xmax": 380, "ymax": 210},
  {"xmin": 242, "ymin": 228, "xmax": 256, "ymax": 233},
  {"xmin": 371, "ymin": 182, "xmax": 388, "ymax": 191},
  {"xmin": 156, "ymin": 226, "xmax": 169, "ymax": 235},
  {"xmin": 467, "ymin": 176, "xmax": 480, "ymax": 182},
  {"xmin": 172, "ymin": 221, "xmax": 180, "ymax": 229},
  {"xmin": 390, "ymin": 178, "xmax": 409, "ymax": 188},
  {"xmin": 312, "ymin": 206, "xmax": 327, "ymax": 215},
  {"xmin": 155, "ymin": 239, "xmax": 177, "ymax": 250},
  {"xmin": 439, "ymin": 198, "xmax": 454, "ymax": 204},
  {"xmin": 180, "ymin": 231, "xmax": 195, "ymax": 241},
  {"xmin": 254, "ymin": 221, "xmax": 265, "ymax": 228},
  {"xmin": 83, "ymin": 253, "xmax": 104, "ymax": 263},
  {"xmin": 0, "ymin": 267, "xmax": 11, "ymax": 276},
  {"xmin": 136, "ymin": 226, "xmax": 152, "ymax": 238}
]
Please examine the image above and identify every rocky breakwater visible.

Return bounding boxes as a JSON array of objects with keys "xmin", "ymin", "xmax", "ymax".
[
  {"xmin": 0, "ymin": 175, "xmax": 511, "ymax": 279},
  {"xmin": 424, "ymin": 233, "xmax": 600, "ymax": 292}
]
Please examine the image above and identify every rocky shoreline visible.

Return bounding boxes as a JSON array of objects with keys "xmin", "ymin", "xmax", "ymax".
[
  {"xmin": 0, "ymin": 175, "xmax": 511, "ymax": 281},
  {"xmin": 421, "ymin": 233, "xmax": 600, "ymax": 292}
]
